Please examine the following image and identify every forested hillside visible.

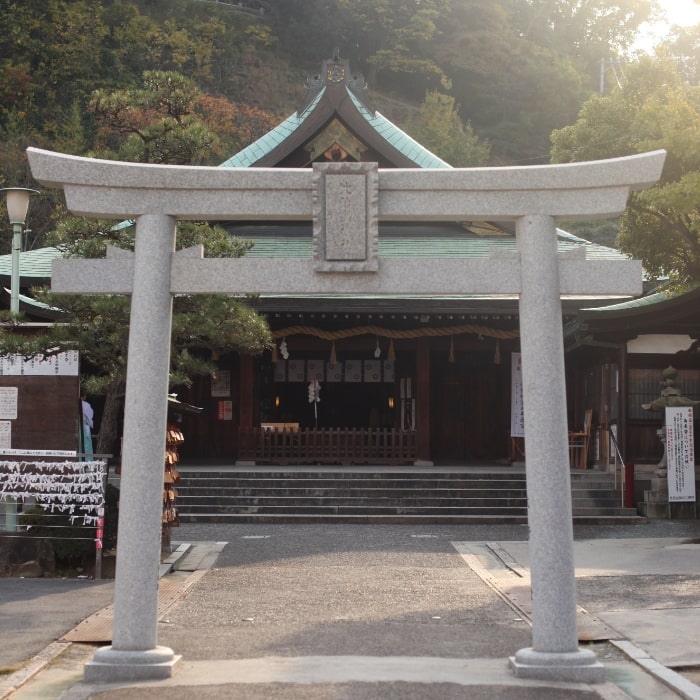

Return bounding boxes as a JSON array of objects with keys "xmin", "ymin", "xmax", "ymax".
[
  {"xmin": 1, "ymin": 0, "xmax": 697, "ymax": 250},
  {"xmin": 3, "ymin": 0, "xmax": 700, "ymax": 446}
]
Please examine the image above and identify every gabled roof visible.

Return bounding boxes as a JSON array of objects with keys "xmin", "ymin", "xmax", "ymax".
[
  {"xmin": 0, "ymin": 246, "xmax": 62, "ymax": 284},
  {"xmin": 216, "ymin": 55, "xmax": 637, "ymax": 317},
  {"xmin": 2, "ymin": 57, "xmax": 641, "ymax": 323},
  {"xmin": 568, "ymin": 287, "xmax": 700, "ymax": 341},
  {"xmin": 220, "ymin": 56, "xmax": 450, "ymax": 169}
]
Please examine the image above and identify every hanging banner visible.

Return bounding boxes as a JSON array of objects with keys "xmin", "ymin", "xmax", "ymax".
[
  {"xmin": 510, "ymin": 353, "xmax": 524, "ymax": 438},
  {"xmin": 307, "ymin": 360, "xmax": 324, "ymax": 381},
  {"xmin": 0, "ymin": 351, "xmax": 79, "ymax": 376},
  {"xmin": 364, "ymin": 360, "xmax": 381, "ymax": 382},
  {"xmin": 344, "ymin": 360, "xmax": 362, "ymax": 382},
  {"xmin": 217, "ymin": 400, "xmax": 233, "ymax": 421},
  {"xmin": 326, "ymin": 361, "xmax": 343, "ymax": 382},
  {"xmin": 665, "ymin": 407, "xmax": 696, "ymax": 502},
  {"xmin": 288, "ymin": 360, "xmax": 306, "ymax": 382},
  {"xmin": 210, "ymin": 370, "xmax": 230, "ymax": 397}
]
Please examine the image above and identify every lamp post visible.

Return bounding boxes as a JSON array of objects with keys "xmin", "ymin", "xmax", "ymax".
[
  {"xmin": 0, "ymin": 188, "xmax": 38, "ymax": 532},
  {"xmin": 2, "ymin": 188, "xmax": 39, "ymax": 314}
]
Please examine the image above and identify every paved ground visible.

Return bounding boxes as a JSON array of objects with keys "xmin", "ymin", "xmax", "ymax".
[{"xmin": 2, "ymin": 520, "xmax": 700, "ymax": 699}]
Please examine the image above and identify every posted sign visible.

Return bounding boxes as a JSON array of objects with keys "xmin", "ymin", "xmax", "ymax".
[
  {"xmin": 510, "ymin": 353, "xmax": 524, "ymax": 438},
  {"xmin": 665, "ymin": 407, "xmax": 696, "ymax": 502}
]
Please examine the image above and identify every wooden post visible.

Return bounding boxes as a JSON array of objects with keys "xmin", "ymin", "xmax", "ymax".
[{"xmin": 415, "ymin": 337, "xmax": 432, "ymax": 465}]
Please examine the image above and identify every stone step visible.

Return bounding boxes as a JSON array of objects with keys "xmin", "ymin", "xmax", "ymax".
[
  {"xmin": 176, "ymin": 477, "xmax": 531, "ymax": 489},
  {"xmin": 178, "ymin": 513, "xmax": 645, "ymax": 525},
  {"xmin": 173, "ymin": 468, "xmax": 638, "ymax": 524}
]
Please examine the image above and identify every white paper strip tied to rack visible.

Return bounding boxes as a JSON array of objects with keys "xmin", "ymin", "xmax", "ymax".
[{"xmin": 0, "ymin": 459, "xmax": 107, "ymax": 525}]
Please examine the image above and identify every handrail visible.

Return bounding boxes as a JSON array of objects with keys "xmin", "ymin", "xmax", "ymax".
[{"xmin": 608, "ymin": 428, "xmax": 628, "ymax": 507}]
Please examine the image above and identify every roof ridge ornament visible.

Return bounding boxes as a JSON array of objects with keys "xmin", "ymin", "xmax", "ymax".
[{"xmin": 300, "ymin": 54, "xmax": 371, "ymax": 115}]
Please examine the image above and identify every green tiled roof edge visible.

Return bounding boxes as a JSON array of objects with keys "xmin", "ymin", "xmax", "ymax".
[
  {"xmin": 219, "ymin": 90, "xmax": 326, "ymax": 168},
  {"xmin": 346, "ymin": 90, "xmax": 451, "ymax": 169},
  {"xmin": 0, "ymin": 246, "xmax": 63, "ymax": 279},
  {"xmin": 244, "ymin": 232, "xmax": 628, "ymax": 261}
]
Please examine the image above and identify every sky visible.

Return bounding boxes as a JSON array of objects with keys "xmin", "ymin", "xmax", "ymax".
[
  {"xmin": 657, "ymin": 0, "xmax": 700, "ymax": 27},
  {"xmin": 634, "ymin": 0, "xmax": 700, "ymax": 51}
]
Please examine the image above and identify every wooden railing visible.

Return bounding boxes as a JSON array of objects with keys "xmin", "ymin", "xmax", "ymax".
[{"xmin": 239, "ymin": 427, "xmax": 416, "ymax": 465}]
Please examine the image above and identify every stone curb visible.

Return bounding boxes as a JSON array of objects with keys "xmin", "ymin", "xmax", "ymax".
[
  {"xmin": 611, "ymin": 640, "xmax": 700, "ymax": 700},
  {"xmin": 0, "ymin": 542, "xmax": 194, "ymax": 699}
]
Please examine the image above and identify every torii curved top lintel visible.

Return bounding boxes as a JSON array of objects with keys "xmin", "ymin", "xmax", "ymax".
[{"xmin": 26, "ymin": 147, "xmax": 666, "ymax": 221}]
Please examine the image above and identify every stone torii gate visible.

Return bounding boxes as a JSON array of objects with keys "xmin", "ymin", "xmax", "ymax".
[{"xmin": 28, "ymin": 148, "xmax": 665, "ymax": 684}]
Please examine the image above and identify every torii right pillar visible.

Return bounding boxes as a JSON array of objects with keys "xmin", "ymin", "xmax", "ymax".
[{"xmin": 511, "ymin": 213, "xmax": 598, "ymax": 680}]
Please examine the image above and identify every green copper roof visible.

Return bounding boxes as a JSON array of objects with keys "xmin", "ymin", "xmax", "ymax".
[
  {"xmin": 345, "ymin": 90, "xmax": 450, "ymax": 168},
  {"xmin": 235, "ymin": 225, "xmax": 630, "ymax": 262},
  {"xmin": 581, "ymin": 287, "xmax": 700, "ymax": 318},
  {"xmin": 582, "ymin": 291, "xmax": 669, "ymax": 313},
  {"xmin": 219, "ymin": 84, "xmax": 450, "ymax": 170},
  {"xmin": 0, "ymin": 246, "xmax": 63, "ymax": 280},
  {"xmin": 220, "ymin": 90, "xmax": 325, "ymax": 168}
]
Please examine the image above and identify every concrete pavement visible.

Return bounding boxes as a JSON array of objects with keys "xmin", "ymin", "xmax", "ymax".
[{"xmin": 2, "ymin": 521, "xmax": 700, "ymax": 699}]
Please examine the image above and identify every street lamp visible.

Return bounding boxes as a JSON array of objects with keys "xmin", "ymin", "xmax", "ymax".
[
  {"xmin": 0, "ymin": 188, "xmax": 38, "ymax": 533},
  {"xmin": 1, "ymin": 187, "xmax": 39, "ymax": 314}
]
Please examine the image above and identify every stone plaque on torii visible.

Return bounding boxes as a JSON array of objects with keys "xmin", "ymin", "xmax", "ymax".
[{"xmin": 28, "ymin": 148, "xmax": 666, "ymax": 684}]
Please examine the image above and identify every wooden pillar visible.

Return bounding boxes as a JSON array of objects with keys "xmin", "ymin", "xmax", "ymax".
[
  {"xmin": 236, "ymin": 353, "xmax": 255, "ymax": 465},
  {"xmin": 239, "ymin": 354, "xmax": 255, "ymax": 430},
  {"xmin": 415, "ymin": 336, "xmax": 432, "ymax": 466}
]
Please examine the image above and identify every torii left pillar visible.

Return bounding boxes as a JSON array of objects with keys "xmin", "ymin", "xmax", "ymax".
[
  {"xmin": 27, "ymin": 148, "xmax": 665, "ymax": 683},
  {"xmin": 92, "ymin": 214, "xmax": 179, "ymax": 678}
]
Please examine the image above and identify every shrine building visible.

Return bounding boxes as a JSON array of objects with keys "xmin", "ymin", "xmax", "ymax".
[{"xmin": 170, "ymin": 55, "xmax": 650, "ymax": 468}]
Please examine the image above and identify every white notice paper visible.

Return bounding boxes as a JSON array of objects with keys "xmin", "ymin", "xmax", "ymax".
[
  {"xmin": 0, "ymin": 387, "xmax": 18, "ymax": 419},
  {"xmin": 665, "ymin": 406, "xmax": 696, "ymax": 502}
]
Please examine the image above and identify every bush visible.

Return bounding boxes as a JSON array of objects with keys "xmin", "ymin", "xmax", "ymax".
[{"xmin": 18, "ymin": 483, "xmax": 119, "ymax": 569}]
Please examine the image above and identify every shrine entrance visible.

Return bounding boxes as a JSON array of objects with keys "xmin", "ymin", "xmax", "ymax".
[
  {"xmin": 27, "ymin": 146, "xmax": 665, "ymax": 685},
  {"xmin": 431, "ymin": 350, "xmax": 508, "ymax": 462}
]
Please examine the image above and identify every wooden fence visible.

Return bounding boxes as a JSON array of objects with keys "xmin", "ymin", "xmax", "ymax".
[{"xmin": 239, "ymin": 427, "xmax": 416, "ymax": 465}]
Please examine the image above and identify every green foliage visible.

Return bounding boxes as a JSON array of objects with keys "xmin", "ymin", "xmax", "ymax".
[
  {"xmin": 90, "ymin": 71, "xmax": 217, "ymax": 164},
  {"xmin": 0, "ymin": 0, "xmax": 670, "ymax": 176},
  {"xmin": 0, "ymin": 69, "xmax": 272, "ymax": 453},
  {"xmin": 18, "ymin": 484, "xmax": 119, "ymax": 569},
  {"xmin": 558, "ymin": 219, "xmax": 621, "ymax": 248},
  {"xmin": 551, "ymin": 56, "xmax": 700, "ymax": 288},
  {"xmin": 407, "ymin": 91, "xmax": 490, "ymax": 166}
]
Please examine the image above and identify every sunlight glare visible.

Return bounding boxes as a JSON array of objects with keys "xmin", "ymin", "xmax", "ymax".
[{"xmin": 635, "ymin": 0, "xmax": 700, "ymax": 51}]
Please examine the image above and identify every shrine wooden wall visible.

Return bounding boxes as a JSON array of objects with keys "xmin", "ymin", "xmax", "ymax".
[{"xmin": 0, "ymin": 376, "xmax": 80, "ymax": 451}]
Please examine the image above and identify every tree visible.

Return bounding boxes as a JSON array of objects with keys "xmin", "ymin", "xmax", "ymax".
[
  {"xmin": 507, "ymin": 0, "xmax": 657, "ymax": 59},
  {"xmin": 431, "ymin": 0, "xmax": 656, "ymax": 165},
  {"xmin": 267, "ymin": 0, "xmax": 451, "ymax": 98},
  {"xmin": 0, "ymin": 72, "xmax": 272, "ymax": 454},
  {"xmin": 406, "ymin": 91, "xmax": 490, "ymax": 166},
  {"xmin": 337, "ymin": 0, "xmax": 450, "ymax": 92},
  {"xmin": 194, "ymin": 95, "xmax": 280, "ymax": 159},
  {"xmin": 550, "ymin": 56, "xmax": 700, "ymax": 288},
  {"xmin": 90, "ymin": 71, "xmax": 218, "ymax": 165}
]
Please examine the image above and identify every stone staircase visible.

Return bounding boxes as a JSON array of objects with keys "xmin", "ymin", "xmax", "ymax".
[{"xmin": 175, "ymin": 468, "xmax": 644, "ymax": 524}]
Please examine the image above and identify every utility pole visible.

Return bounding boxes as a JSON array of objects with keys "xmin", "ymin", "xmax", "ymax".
[{"xmin": 600, "ymin": 57, "xmax": 625, "ymax": 95}]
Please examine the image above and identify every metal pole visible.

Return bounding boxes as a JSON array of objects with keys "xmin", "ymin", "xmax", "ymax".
[
  {"xmin": 10, "ymin": 221, "xmax": 21, "ymax": 314},
  {"xmin": 4, "ymin": 219, "xmax": 20, "ymax": 529}
]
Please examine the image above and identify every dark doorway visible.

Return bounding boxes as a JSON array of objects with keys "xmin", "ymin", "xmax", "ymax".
[{"xmin": 431, "ymin": 351, "xmax": 509, "ymax": 462}]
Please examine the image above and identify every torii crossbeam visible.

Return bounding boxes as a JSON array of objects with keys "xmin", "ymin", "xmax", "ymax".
[{"xmin": 28, "ymin": 147, "xmax": 666, "ymax": 684}]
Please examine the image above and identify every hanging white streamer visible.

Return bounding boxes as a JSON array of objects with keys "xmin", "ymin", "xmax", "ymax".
[{"xmin": 0, "ymin": 459, "xmax": 107, "ymax": 525}]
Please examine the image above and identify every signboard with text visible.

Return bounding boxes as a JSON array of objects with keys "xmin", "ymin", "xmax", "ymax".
[
  {"xmin": 665, "ymin": 406, "xmax": 696, "ymax": 503},
  {"xmin": 510, "ymin": 353, "xmax": 524, "ymax": 438}
]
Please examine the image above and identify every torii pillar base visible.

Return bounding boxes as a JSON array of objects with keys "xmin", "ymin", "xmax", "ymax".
[
  {"xmin": 510, "ymin": 648, "xmax": 604, "ymax": 683},
  {"xmin": 84, "ymin": 646, "xmax": 181, "ymax": 682}
]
